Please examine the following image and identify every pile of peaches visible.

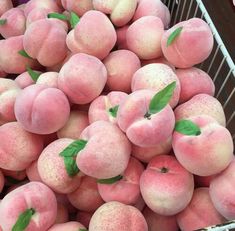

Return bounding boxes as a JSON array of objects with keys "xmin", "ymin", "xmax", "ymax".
[{"xmin": 0, "ymin": 0, "xmax": 234, "ymax": 230}]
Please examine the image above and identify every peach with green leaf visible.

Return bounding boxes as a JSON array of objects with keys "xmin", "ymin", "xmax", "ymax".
[
  {"xmin": 48, "ymin": 221, "xmax": 87, "ymax": 231},
  {"xmin": 173, "ymin": 115, "xmax": 234, "ymax": 176},
  {"xmin": 117, "ymin": 82, "xmax": 176, "ymax": 147},
  {"xmin": 0, "ymin": 182, "xmax": 57, "ymax": 231},
  {"xmin": 0, "ymin": 0, "xmax": 13, "ymax": 17}
]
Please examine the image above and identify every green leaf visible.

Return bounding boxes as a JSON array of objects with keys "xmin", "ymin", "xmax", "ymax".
[
  {"xmin": 59, "ymin": 140, "xmax": 87, "ymax": 158},
  {"xmin": 0, "ymin": 19, "xmax": 7, "ymax": 25},
  {"xmin": 26, "ymin": 66, "xmax": 40, "ymax": 82},
  {"xmin": 64, "ymin": 157, "xmax": 80, "ymax": 177},
  {"xmin": 47, "ymin": 13, "xmax": 68, "ymax": 21},
  {"xmin": 108, "ymin": 105, "xmax": 119, "ymax": 118},
  {"xmin": 97, "ymin": 175, "xmax": 123, "ymax": 184},
  {"xmin": 147, "ymin": 81, "xmax": 176, "ymax": 116},
  {"xmin": 174, "ymin": 119, "xmax": 201, "ymax": 136},
  {"xmin": 70, "ymin": 12, "xmax": 80, "ymax": 29},
  {"xmin": 18, "ymin": 50, "xmax": 32, "ymax": 59},
  {"xmin": 167, "ymin": 26, "xmax": 183, "ymax": 47},
  {"xmin": 12, "ymin": 208, "xmax": 35, "ymax": 231}
]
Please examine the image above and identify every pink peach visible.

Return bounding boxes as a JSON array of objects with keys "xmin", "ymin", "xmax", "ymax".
[
  {"xmin": 48, "ymin": 221, "xmax": 86, "ymax": 231},
  {"xmin": 26, "ymin": 160, "xmax": 42, "ymax": 182},
  {"xmin": 15, "ymin": 70, "xmax": 42, "ymax": 88},
  {"xmin": 0, "ymin": 0, "xmax": 13, "ymax": 17},
  {"xmin": 36, "ymin": 71, "xmax": 58, "ymax": 88}
]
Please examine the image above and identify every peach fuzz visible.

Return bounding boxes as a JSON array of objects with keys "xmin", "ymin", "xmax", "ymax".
[
  {"xmin": 103, "ymin": 50, "xmax": 141, "ymax": 93},
  {"xmin": 37, "ymin": 138, "xmax": 83, "ymax": 194},
  {"xmin": 0, "ymin": 78, "xmax": 21, "ymax": 125},
  {"xmin": 0, "ymin": 0, "xmax": 13, "ymax": 17},
  {"xmin": 133, "ymin": 0, "xmax": 170, "ymax": 28},
  {"xmin": 89, "ymin": 201, "xmax": 148, "ymax": 231},
  {"xmin": 48, "ymin": 221, "xmax": 86, "ymax": 231},
  {"xmin": 0, "ymin": 170, "xmax": 4, "ymax": 193},
  {"xmin": 36, "ymin": 71, "xmax": 58, "ymax": 88},
  {"xmin": 14, "ymin": 84, "xmax": 70, "ymax": 134},
  {"xmin": 23, "ymin": 18, "xmax": 68, "ymax": 67},
  {"xmin": 116, "ymin": 25, "xmax": 129, "ymax": 49},
  {"xmin": 174, "ymin": 93, "xmax": 226, "ymax": 126},
  {"xmin": 143, "ymin": 206, "xmax": 178, "ymax": 231},
  {"xmin": 177, "ymin": 188, "xmax": 225, "ymax": 231},
  {"xmin": 0, "ymin": 182, "xmax": 57, "ymax": 231},
  {"xmin": 131, "ymin": 136, "xmax": 172, "ymax": 163},
  {"xmin": 57, "ymin": 110, "xmax": 89, "ymax": 139},
  {"xmin": 97, "ymin": 157, "xmax": 144, "ymax": 205},
  {"xmin": 131, "ymin": 63, "xmax": 180, "ymax": 107},
  {"xmin": 77, "ymin": 120, "xmax": 131, "ymax": 179},
  {"xmin": 0, "ymin": 35, "xmax": 38, "ymax": 74},
  {"xmin": 0, "ymin": 122, "xmax": 44, "ymax": 171},
  {"xmin": 0, "ymin": 7, "xmax": 26, "ymax": 38},
  {"xmin": 67, "ymin": 176, "xmax": 104, "ymax": 212},
  {"xmin": 61, "ymin": 0, "xmax": 93, "ymax": 16},
  {"xmin": 176, "ymin": 67, "xmax": 215, "ymax": 103},
  {"xmin": 67, "ymin": 10, "xmax": 116, "ymax": 60},
  {"xmin": 161, "ymin": 18, "xmax": 214, "ymax": 68},
  {"xmin": 117, "ymin": 89, "xmax": 175, "ymax": 147},
  {"xmin": 76, "ymin": 211, "xmax": 93, "ymax": 228},
  {"xmin": 58, "ymin": 53, "xmax": 107, "ymax": 104},
  {"xmin": 26, "ymin": 160, "xmax": 42, "ymax": 182},
  {"xmin": 55, "ymin": 202, "xmax": 69, "ymax": 224},
  {"xmin": 209, "ymin": 159, "xmax": 235, "ymax": 220},
  {"xmin": 140, "ymin": 155, "xmax": 194, "ymax": 216},
  {"xmin": 93, "ymin": 0, "xmax": 137, "ymax": 27},
  {"xmin": 172, "ymin": 115, "xmax": 233, "ymax": 176},
  {"xmin": 126, "ymin": 16, "xmax": 164, "ymax": 60},
  {"xmin": 88, "ymin": 91, "xmax": 128, "ymax": 125}
]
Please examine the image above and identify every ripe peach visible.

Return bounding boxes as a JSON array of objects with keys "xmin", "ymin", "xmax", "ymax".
[
  {"xmin": 36, "ymin": 71, "xmax": 58, "ymax": 88},
  {"xmin": 15, "ymin": 70, "xmax": 41, "ymax": 88},
  {"xmin": 26, "ymin": 160, "xmax": 42, "ymax": 182},
  {"xmin": 89, "ymin": 201, "xmax": 148, "ymax": 231},
  {"xmin": 48, "ymin": 221, "xmax": 86, "ymax": 231},
  {"xmin": 0, "ymin": 0, "xmax": 13, "ymax": 17},
  {"xmin": 140, "ymin": 155, "xmax": 194, "ymax": 215},
  {"xmin": 58, "ymin": 53, "xmax": 107, "ymax": 104},
  {"xmin": 173, "ymin": 115, "xmax": 233, "ymax": 176},
  {"xmin": 177, "ymin": 188, "xmax": 225, "ymax": 230},
  {"xmin": 14, "ymin": 84, "xmax": 70, "ymax": 134}
]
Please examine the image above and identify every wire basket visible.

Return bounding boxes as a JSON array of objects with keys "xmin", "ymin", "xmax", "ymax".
[{"xmin": 161, "ymin": 0, "xmax": 235, "ymax": 230}]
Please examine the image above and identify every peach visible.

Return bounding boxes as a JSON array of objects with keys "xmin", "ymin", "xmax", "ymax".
[
  {"xmin": 174, "ymin": 93, "xmax": 226, "ymax": 126},
  {"xmin": 103, "ymin": 50, "xmax": 141, "ymax": 93},
  {"xmin": 209, "ymin": 159, "xmax": 235, "ymax": 220},
  {"xmin": 0, "ymin": 182, "xmax": 57, "ymax": 231},
  {"xmin": 14, "ymin": 84, "xmax": 70, "ymax": 134},
  {"xmin": 97, "ymin": 157, "xmax": 144, "ymax": 205},
  {"xmin": 0, "ymin": 0, "xmax": 13, "ymax": 17},
  {"xmin": 37, "ymin": 138, "xmax": 83, "ymax": 194},
  {"xmin": 15, "ymin": 70, "xmax": 42, "ymax": 88},
  {"xmin": 0, "ymin": 35, "xmax": 38, "ymax": 74},
  {"xmin": 126, "ymin": 16, "xmax": 164, "ymax": 60},
  {"xmin": 67, "ymin": 10, "xmax": 116, "ymax": 59},
  {"xmin": 48, "ymin": 221, "xmax": 86, "ymax": 231},
  {"xmin": 177, "ymin": 188, "xmax": 225, "ymax": 230},
  {"xmin": 93, "ymin": 0, "xmax": 137, "ymax": 27},
  {"xmin": 36, "ymin": 71, "xmax": 58, "ymax": 88},
  {"xmin": 55, "ymin": 202, "xmax": 69, "ymax": 224},
  {"xmin": 23, "ymin": 18, "xmax": 68, "ymax": 67},
  {"xmin": 143, "ymin": 206, "xmax": 178, "ymax": 231},
  {"xmin": 176, "ymin": 67, "xmax": 215, "ymax": 103},
  {"xmin": 88, "ymin": 91, "xmax": 128, "ymax": 125},
  {"xmin": 61, "ymin": 0, "xmax": 93, "ymax": 16},
  {"xmin": 76, "ymin": 211, "xmax": 93, "ymax": 228},
  {"xmin": 131, "ymin": 136, "xmax": 172, "ymax": 163},
  {"xmin": 0, "ymin": 7, "xmax": 26, "ymax": 38},
  {"xmin": 0, "ymin": 170, "xmax": 4, "ymax": 193},
  {"xmin": 67, "ymin": 176, "xmax": 104, "ymax": 212},
  {"xmin": 116, "ymin": 25, "xmax": 129, "ymax": 49},
  {"xmin": 161, "ymin": 18, "xmax": 214, "ymax": 68},
  {"xmin": 77, "ymin": 120, "xmax": 131, "ymax": 179},
  {"xmin": 0, "ymin": 122, "xmax": 44, "ymax": 171},
  {"xmin": 58, "ymin": 53, "xmax": 107, "ymax": 104},
  {"xmin": 140, "ymin": 155, "xmax": 194, "ymax": 215},
  {"xmin": 26, "ymin": 160, "xmax": 42, "ymax": 182},
  {"xmin": 131, "ymin": 63, "xmax": 180, "ymax": 107},
  {"xmin": 117, "ymin": 89, "xmax": 175, "ymax": 147},
  {"xmin": 57, "ymin": 110, "xmax": 89, "ymax": 139},
  {"xmin": 173, "ymin": 115, "xmax": 234, "ymax": 176},
  {"xmin": 0, "ymin": 78, "xmax": 21, "ymax": 125},
  {"xmin": 89, "ymin": 201, "xmax": 148, "ymax": 231},
  {"xmin": 133, "ymin": 0, "xmax": 170, "ymax": 28}
]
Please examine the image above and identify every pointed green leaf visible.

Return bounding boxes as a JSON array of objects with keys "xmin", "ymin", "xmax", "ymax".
[
  {"xmin": 174, "ymin": 119, "xmax": 201, "ymax": 136},
  {"xmin": 12, "ymin": 208, "xmax": 35, "ymax": 231},
  {"xmin": 0, "ymin": 19, "xmax": 7, "ymax": 25},
  {"xmin": 59, "ymin": 140, "xmax": 87, "ymax": 158},
  {"xmin": 148, "ymin": 81, "xmax": 176, "ymax": 115},
  {"xmin": 18, "ymin": 50, "xmax": 32, "ymax": 59},
  {"xmin": 26, "ymin": 66, "xmax": 41, "ymax": 82},
  {"xmin": 167, "ymin": 26, "xmax": 183, "ymax": 47},
  {"xmin": 63, "ymin": 157, "xmax": 80, "ymax": 177},
  {"xmin": 97, "ymin": 175, "xmax": 123, "ymax": 184},
  {"xmin": 70, "ymin": 12, "xmax": 80, "ymax": 29},
  {"xmin": 47, "ymin": 13, "xmax": 68, "ymax": 21},
  {"xmin": 108, "ymin": 105, "xmax": 119, "ymax": 118}
]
